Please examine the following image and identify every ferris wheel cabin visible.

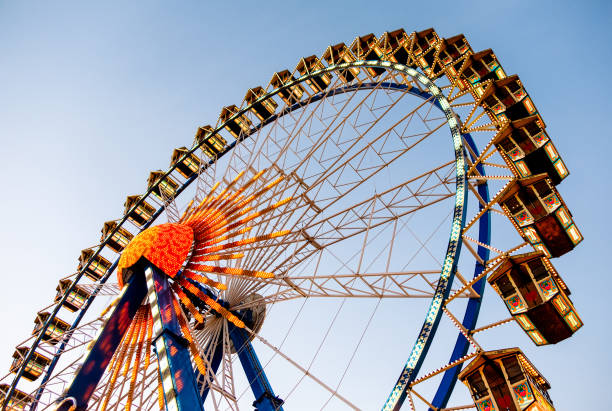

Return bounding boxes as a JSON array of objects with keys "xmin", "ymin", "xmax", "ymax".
[
  {"xmin": 459, "ymin": 348, "xmax": 555, "ymax": 411},
  {"xmin": 477, "ymin": 75, "xmax": 538, "ymax": 126},
  {"xmin": 147, "ymin": 170, "xmax": 179, "ymax": 201},
  {"xmin": 10, "ymin": 347, "xmax": 51, "ymax": 382},
  {"xmin": 171, "ymin": 147, "xmax": 201, "ymax": 179},
  {"xmin": 377, "ymin": 29, "xmax": 413, "ymax": 67},
  {"xmin": 452, "ymin": 49, "xmax": 505, "ymax": 91},
  {"xmin": 101, "ymin": 221, "xmax": 134, "ymax": 253},
  {"xmin": 488, "ymin": 252, "xmax": 583, "ymax": 345},
  {"xmin": 32, "ymin": 311, "xmax": 70, "ymax": 345},
  {"xmin": 123, "ymin": 195, "xmax": 156, "ymax": 228},
  {"xmin": 413, "ymin": 28, "xmax": 442, "ymax": 75},
  {"xmin": 0, "ymin": 384, "xmax": 32, "ymax": 410},
  {"xmin": 220, "ymin": 105, "xmax": 252, "ymax": 139},
  {"xmin": 322, "ymin": 43, "xmax": 359, "ymax": 83},
  {"xmin": 416, "ymin": 33, "xmax": 473, "ymax": 79},
  {"xmin": 54, "ymin": 279, "xmax": 91, "ymax": 312},
  {"xmin": 437, "ymin": 34, "xmax": 471, "ymax": 67},
  {"xmin": 270, "ymin": 70, "xmax": 305, "ymax": 106},
  {"xmin": 350, "ymin": 33, "xmax": 386, "ymax": 77},
  {"xmin": 78, "ymin": 247, "xmax": 112, "ymax": 281},
  {"xmin": 245, "ymin": 87, "xmax": 278, "ymax": 121},
  {"xmin": 194, "ymin": 125, "xmax": 227, "ymax": 158},
  {"xmin": 296, "ymin": 56, "xmax": 332, "ymax": 94},
  {"xmin": 494, "ymin": 116, "xmax": 568, "ymax": 185},
  {"xmin": 498, "ymin": 174, "xmax": 582, "ymax": 257}
]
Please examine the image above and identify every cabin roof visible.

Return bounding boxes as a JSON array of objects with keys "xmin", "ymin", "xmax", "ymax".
[
  {"xmin": 415, "ymin": 28, "xmax": 436, "ymax": 38},
  {"xmin": 442, "ymin": 34, "xmax": 466, "ymax": 46},
  {"xmin": 493, "ymin": 115, "xmax": 546, "ymax": 143},
  {"xmin": 220, "ymin": 105, "xmax": 239, "ymax": 119},
  {"xmin": 488, "ymin": 251, "xmax": 569, "ymax": 293},
  {"xmin": 0, "ymin": 383, "xmax": 32, "ymax": 399},
  {"xmin": 13, "ymin": 346, "xmax": 51, "ymax": 364},
  {"xmin": 35, "ymin": 311, "xmax": 70, "ymax": 328},
  {"xmin": 497, "ymin": 173, "xmax": 550, "ymax": 204},
  {"xmin": 477, "ymin": 75, "xmax": 521, "ymax": 102},
  {"xmin": 458, "ymin": 348, "xmax": 550, "ymax": 389},
  {"xmin": 171, "ymin": 147, "xmax": 190, "ymax": 162},
  {"xmin": 245, "ymin": 86, "xmax": 265, "ymax": 101}
]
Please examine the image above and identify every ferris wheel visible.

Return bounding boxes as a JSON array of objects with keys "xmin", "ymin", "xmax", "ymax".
[{"xmin": 1, "ymin": 28, "xmax": 583, "ymax": 411}]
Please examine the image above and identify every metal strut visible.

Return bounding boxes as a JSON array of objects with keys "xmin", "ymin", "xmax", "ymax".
[{"xmin": 228, "ymin": 324, "xmax": 284, "ymax": 411}]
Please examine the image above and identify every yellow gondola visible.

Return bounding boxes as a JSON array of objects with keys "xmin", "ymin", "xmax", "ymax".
[
  {"xmin": 459, "ymin": 348, "xmax": 555, "ymax": 411},
  {"xmin": 123, "ymin": 195, "xmax": 156, "ymax": 228},
  {"xmin": 147, "ymin": 171, "xmax": 179, "ymax": 200},
  {"xmin": 498, "ymin": 174, "xmax": 582, "ymax": 257},
  {"xmin": 245, "ymin": 87, "xmax": 278, "ymax": 121},
  {"xmin": 171, "ymin": 147, "xmax": 201, "ymax": 179},
  {"xmin": 32, "ymin": 311, "xmax": 70, "ymax": 345},
  {"xmin": 101, "ymin": 221, "xmax": 134, "ymax": 253},
  {"xmin": 54, "ymin": 279, "xmax": 90, "ymax": 312},
  {"xmin": 10, "ymin": 347, "xmax": 51, "ymax": 382},
  {"xmin": 0, "ymin": 383, "xmax": 33, "ymax": 410},
  {"xmin": 270, "ymin": 70, "xmax": 304, "ymax": 106},
  {"xmin": 451, "ymin": 48, "xmax": 505, "ymax": 92},
  {"xmin": 220, "ymin": 105, "xmax": 252, "ymax": 139},
  {"xmin": 194, "ymin": 125, "xmax": 227, "ymax": 158},
  {"xmin": 494, "ymin": 115, "xmax": 568, "ymax": 184},
  {"xmin": 350, "ymin": 33, "xmax": 386, "ymax": 77},
  {"xmin": 377, "ymin": 28, "xmax": 413, "ymax": 66},
  {"xmin": 296, "ymin": 56, "xmax": 332, "ymax": 93},
  {"xmin": 78, "ymin": 247, "xmax": 111, "ymax": 281},
  {"xmin": 488, "ymin": 252, "xmax": 583, "ymax": 345},
  {"xmin": 322, "ymin": 43, "xmax": 359, "ymax": 83}
]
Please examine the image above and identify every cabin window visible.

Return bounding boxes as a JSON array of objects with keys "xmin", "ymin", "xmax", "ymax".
[
  {"xmin": 504, "ymin": 197, "xmax": 523, "ymax": 215},
  {"xmin": 90, "ymin": 260, "xmax": 106, "ymax": 276},
  {"xmin": 439, "ymin": 49, "xmax": 454, "ymax": 65},
  {"xmin": 456, "ymin": 39, "xmax": 469, "ymax": 54},
  {"xmin": 496, "ymin": 275, "xmax": 516, "ymax": 298},
  {"xmin": 133, "ymin": 206, "xmax": 152, "ymax": 221},
  {"xmin": 182, "ymin": 156, "xmax": 199, "ymax": 173},
  {"xmin": 113, "ymin": 232, "xmax": 130, "ymax": 248},
  {"xmin": 507, "ymin": 81, "xmax": 525, "ymax": 100},
  {"xmin": 447, "ymin": 45, "xmax": 460, "ymax": 60},
  {"xmin": 526, "ymin": 260, "xmax": 548, "ymax": 281},
  {"xmin": 532, "ymin": 181, "xmax": 553, "ymax": 198},
  {"xmin": 473, "ymin": 60, "xmax": 489, "ymax": 77},
  {"xmin": 467, "ymin": 372, "xmax": 489, "ymax": 400},
  {"xmin": 483, "ymin": 364, "xmax": 506, "ymax": 392},
  {"xmin": 523, "ymin": 120, "xmax": 548, "ymax": 147},
  {"xmin": 514, "ymin": 130, "xmax": 536, "ymax": 153},
  {"xmin": 481, "ymin": 54, "xmax": 497, "ymax": 70},
  {"xmin": 499, "ymin": 138, "xmax": 523, "ymax": 160},
  {"xmin": 483, "ymin": 95, "xmax": 503, "ymax": 114},
  {"xmin": 502, "ymin": 356, "xmax": 524, "ymax": 384},
  {"xmin": 65, "ymin": 290, "xmax": 88, "ymax": 308},
  {"xmin": 522, "ymin": 189, "xmax": 547, "ymax": 220},
  {"xmin": 159, "ymin": 180, "xmax": 174, "ymax": 195},
  {"xmin": 48, "ymin": 324, "xmax": 62, "ymax": 339}
]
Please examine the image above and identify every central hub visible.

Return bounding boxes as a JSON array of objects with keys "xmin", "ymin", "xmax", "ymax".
[{"xmin": 117, "ymin": 223, "xmax": 194, "ymax": 287}]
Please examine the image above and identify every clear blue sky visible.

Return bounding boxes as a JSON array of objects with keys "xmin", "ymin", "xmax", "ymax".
[{"xmin": 0, "ymin": 1, "xmax": 610, "ymax": 409}]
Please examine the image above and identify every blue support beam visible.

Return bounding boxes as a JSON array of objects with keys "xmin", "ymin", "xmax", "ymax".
[
  {"xmin": 146, "ymin": 264, "xmax": 204, "ymax": 411},
  {"xmin": 55, "ymin": 268, "xmax": 148, "ymax": 410},
  {"xmin": 228, "ymin": 324, "xmax": 283, "ymax": 411},
  {"xmin": 430, "ymin": 133, "xmax": 491, "ymax": 409}
]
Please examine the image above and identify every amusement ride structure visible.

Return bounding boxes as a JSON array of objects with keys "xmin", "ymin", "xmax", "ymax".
[{"xmin": 1, "ymin": 28, "xmax": 583, "ymax": 410}]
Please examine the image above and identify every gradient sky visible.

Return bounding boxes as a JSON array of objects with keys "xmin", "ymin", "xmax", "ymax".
[{"xmin": 0, "ymin": 1, "xmax": 610, "ymax": 409}]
